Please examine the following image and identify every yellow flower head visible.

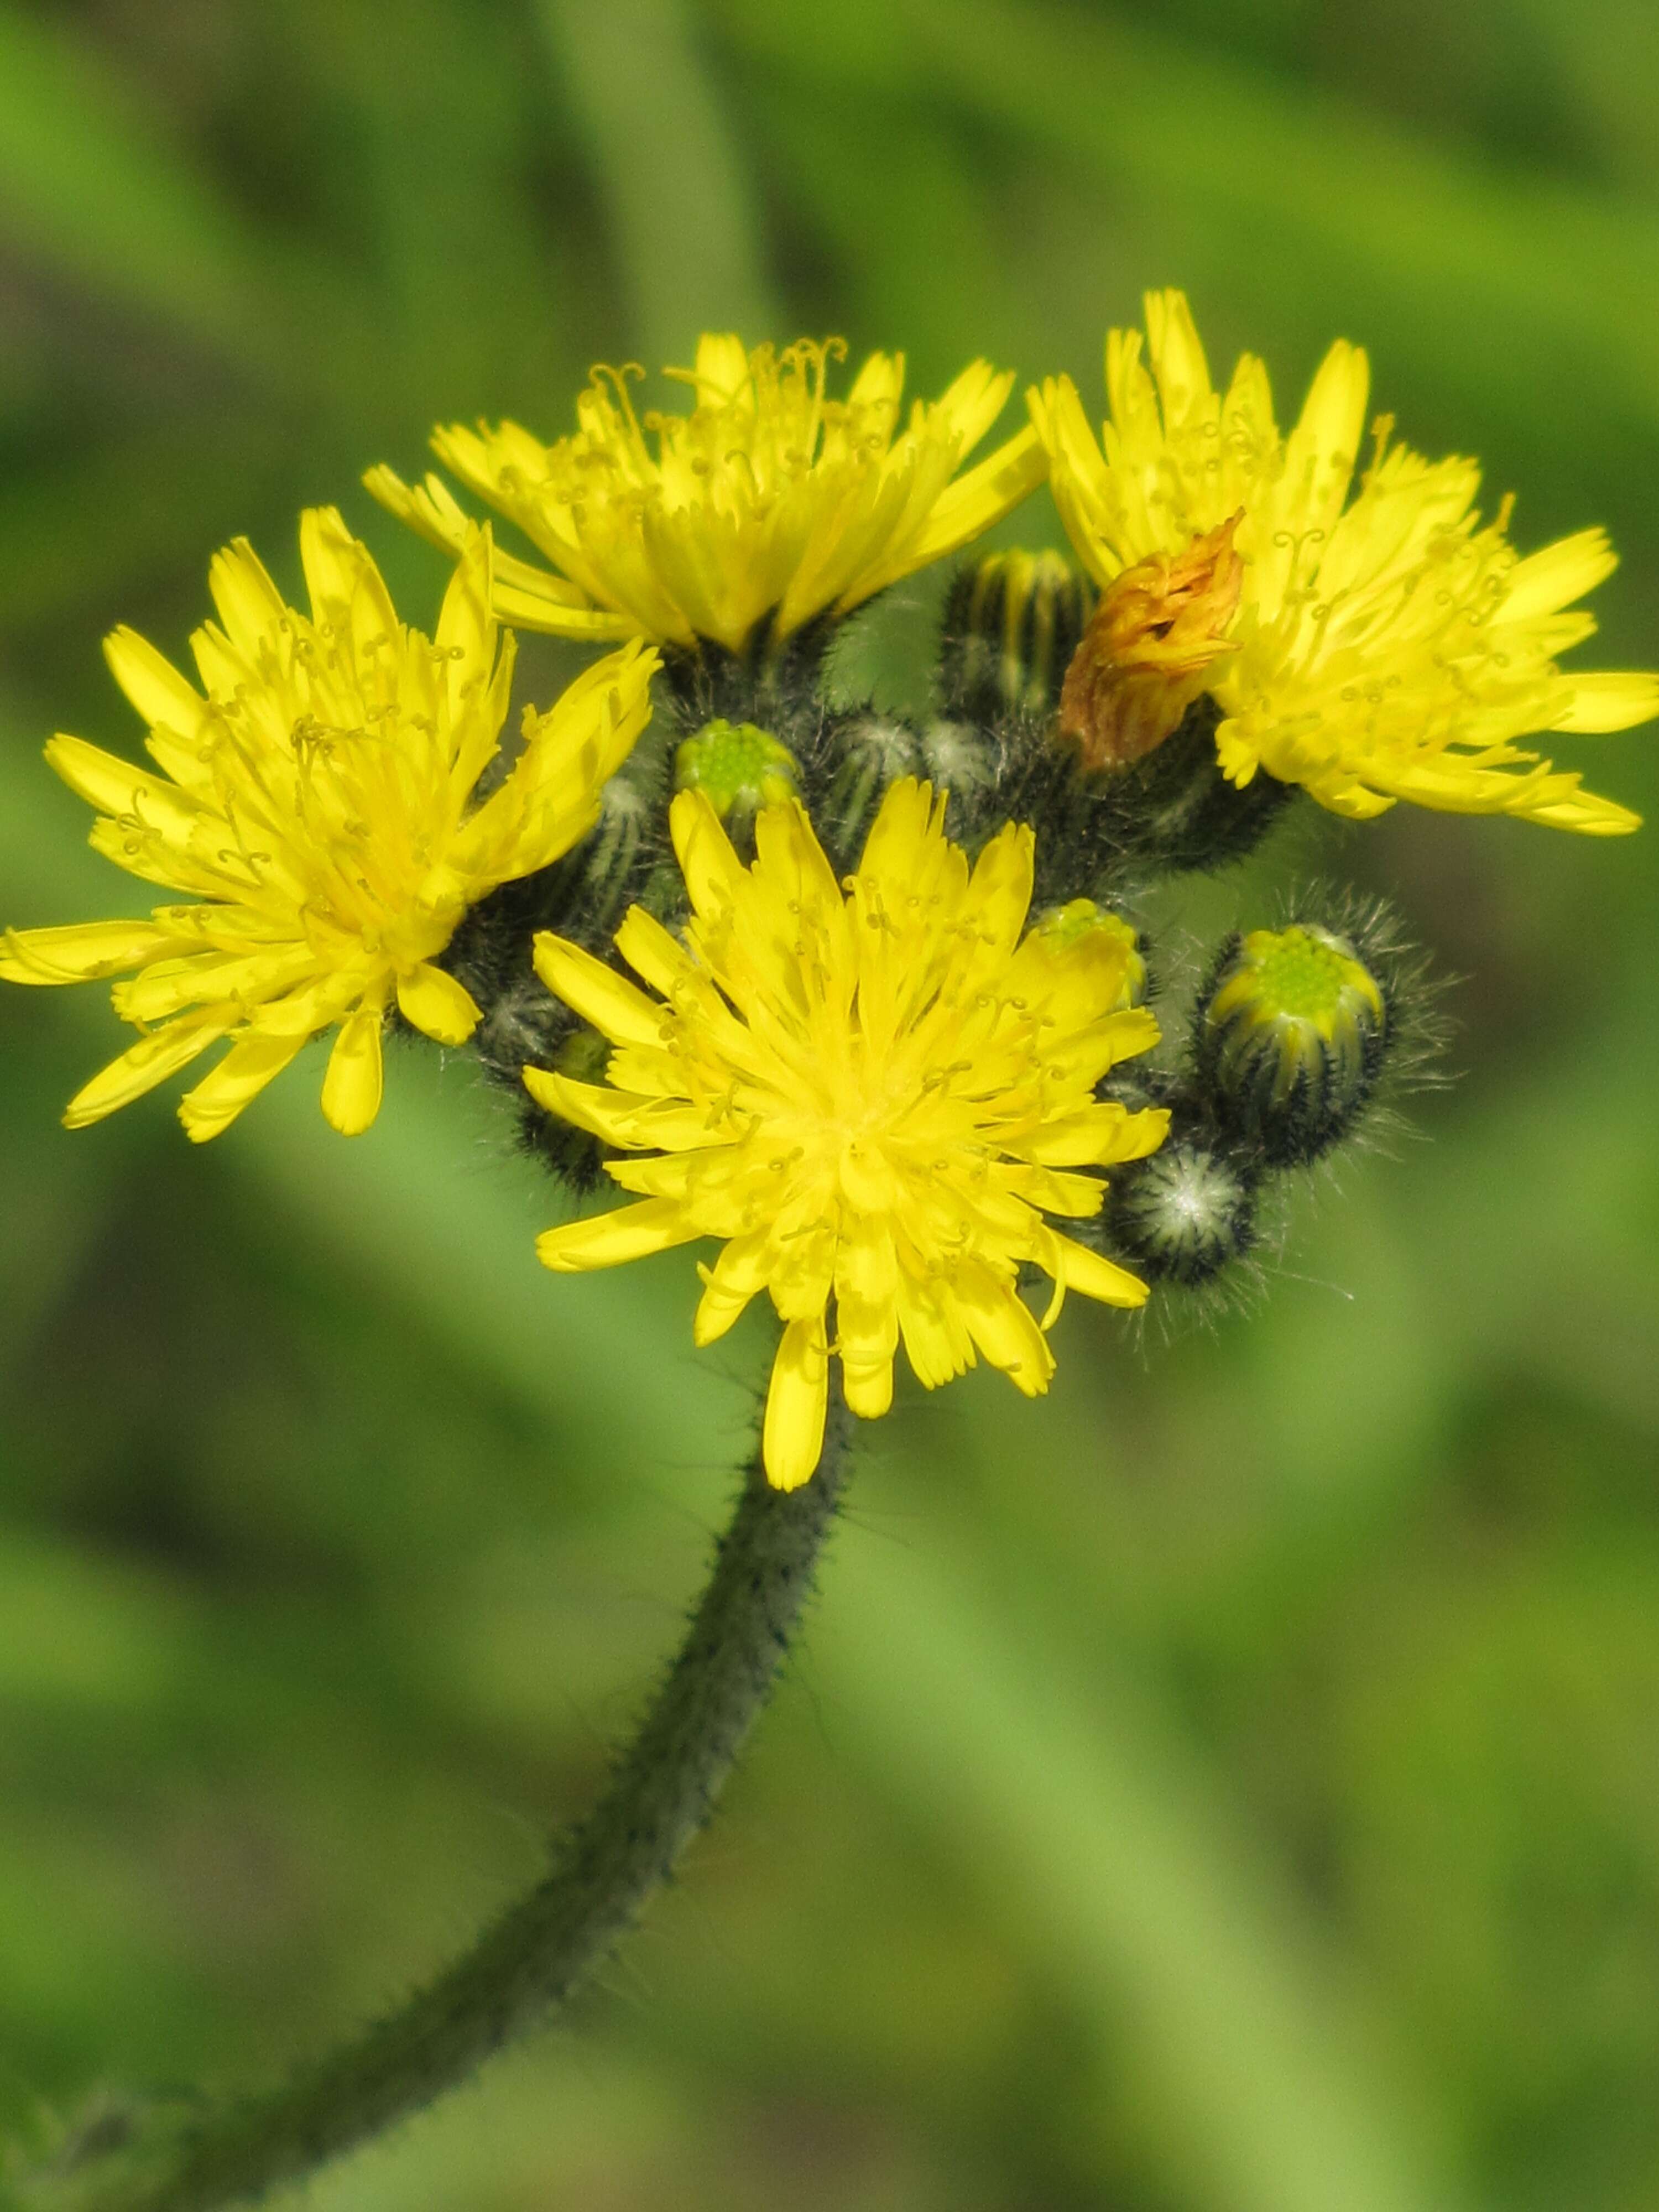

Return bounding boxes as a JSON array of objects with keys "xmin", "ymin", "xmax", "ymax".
[
  {"xmin": 0, "ymin": 510, "xmax": 657, "ymax": 1140},
  {"xmin": 367, "ymin": 333, "xmax": 1046, "ymax": 658},
  {"xmin": 1029, "ymin": 290, "xmax": 1658, "ymax": 831},
  {"xmin": 529, "ymin": 779, "xmax": 1168, "ymax": 1489}
]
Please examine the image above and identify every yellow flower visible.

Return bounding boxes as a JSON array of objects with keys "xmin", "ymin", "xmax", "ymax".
[
  {"xmin": 367, "ymin": 333, "xmax": 1046, "ymax": 657},
  {"xmin": 0, "ymin": 510, "xmax": 656, "ymax": 1141},
  {"xmin": 1029, "ymin": 290, "xmax": 1657, "ymax": 831},
  {"xmin": 529, "ymin": 779, "xmax": 1167, "ymax": 1489}
]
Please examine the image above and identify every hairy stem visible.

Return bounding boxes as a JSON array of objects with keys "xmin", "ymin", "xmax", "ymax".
[{"xmin": 38, "ymin": 1398, "xmax": 851, "ymax": 2212}]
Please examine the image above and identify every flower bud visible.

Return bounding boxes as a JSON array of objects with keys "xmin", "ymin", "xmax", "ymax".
[
  {"xmin": 1059, "ymin": 514, "xmax": 1243, "ymax": 770},
  {"xmin": 1032, "ymin": 900, "xmax": 1146, "ymax": 1008},
  {"xmin": 1196, "ymin": 924, "xmax": 1387, "ymax": 1166},
  {"xmin": 1102, "ymin": 1138, "xmax": 1259, "ymax": 1287},
  {"xmin": 822, "ymin": 712, "xmax": 922, "ymax": 870},
  {"xmin": 939, "ymin": 549, "xmax": 1095, "ymax": 723},
  {"xmin": 674, "ymin": 719, "xmax": 800, "ymax": 817}
]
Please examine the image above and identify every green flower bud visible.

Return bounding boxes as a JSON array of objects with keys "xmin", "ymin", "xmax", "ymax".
[
  {"xmin": 1197, "ymin": 924, "xmax": 1387, "ymax": 1166},
  {"xmin": 939, "ymin": 549, "xmax": 1095, "ymax": 724},
  {"xmin": 674, "ymin": 719, "xmax": 800, "ymax": 817},
  {"xmin": 1102, "ymin": 1138, "xmax": 1259, "ymax": 1287}
]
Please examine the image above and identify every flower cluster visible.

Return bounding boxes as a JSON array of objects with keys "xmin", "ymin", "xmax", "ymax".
[{"xmin": 5, "ymin": 299, "xmax": 1651, "ymax": 1480}]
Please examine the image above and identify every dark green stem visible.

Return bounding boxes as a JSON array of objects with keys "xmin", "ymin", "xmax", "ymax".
[{"xmin": 33, "ymin": 1398, "xmax": 851, "ymax": 2212}]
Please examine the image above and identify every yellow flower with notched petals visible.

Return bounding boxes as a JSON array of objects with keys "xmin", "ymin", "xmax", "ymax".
[
  {"xmin": 529, "ymin": 779, "xmax": 1167, "ymax": 1489},
  {"xmin": 367, "ymin": 334, "xmax": 1045, "ymax": 657},
  {"xmin": 1029, "ymin": 290, "xmax": 1657, "ymax": 832},
  {"xmin": 0, "ymin": 511, "xmax": 657, "ymax": 1140}
]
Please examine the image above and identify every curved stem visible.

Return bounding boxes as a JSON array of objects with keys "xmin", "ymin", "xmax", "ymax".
[{"xmin": 42, "ymin": 1394, "xmax": 851, "ymax": 2212}]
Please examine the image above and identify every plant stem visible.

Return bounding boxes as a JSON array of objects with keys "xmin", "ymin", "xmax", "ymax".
[{"xmin": 40, "ymin": 1395, "xmax": 851, "ymax": 2212}]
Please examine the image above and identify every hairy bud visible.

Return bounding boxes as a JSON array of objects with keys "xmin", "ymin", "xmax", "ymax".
[
  {"xmin": 1059, "ymin": 514, "xmax": 1243, "ymax": 770},
  {"xmin": 939, "ymin": 549, "xmax": 1095, "ymax": 723},
  {"xmin": 1101, "ymin": 1136, "xmax": 1259, "ymax": 1287},
  {"xmin": 1196, "ymin": 923, "xmax": 1387, "ymax": 1166},
  {"xmin": 674, "ymin": 718, "xmax": 801, "ymax": 818}
]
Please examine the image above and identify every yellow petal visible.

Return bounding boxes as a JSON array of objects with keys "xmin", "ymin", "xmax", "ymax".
[
  {"xmin": 532, "ymin": 932, "xmax": 666, "ymax": 1047},
  {"xmin": 1503, "ymin": 528, "xmax": 1618, "ymax": 623},
  {"xmin": 535, "ymin": 1197, "xmax": 698, "ymax": 1273},
  {"xmin": 178, "ymin": 1031, "xmax": 308, "ymax": 1143},
  {"xmin": 524, "ymin": 1067, "xmax": 715, "ymax": 1151},
  {"xmin": 833, "ymin": 1213, "xmax": 901, "ymax": 1415},
  {"xmin": 840, "ymin": 1354, "xmax": 893, "ymax": 1421},
  {"xmin": 434, "ymin": 524, "xmax": 494, "ymax": 680},
  {"xmin": 298, "ymin": 507, "xmax": 393, "ymax": 641},
  {"xmin": 1281, "ymin": 338, "xmax": 1369, "ymax": 531},
  {"xmin": 62, "ymin": 1010, "xmax": 232, "ymax": 1129},
  {"xmin": 112, "ymin": 943, "xmax": 313, "ymax": 1025},
  {"xmin": 103, "ymin": 627, "xmax": 208, "ymax": 755},
  {"xmin": 896, "ymin": 1274, "xmax": 973, "ymax": 1390},
  {"xmin": 762, "ymin": 1312, "xmax": 830, "ymax": 1490},
  {"xmin": 614, "ymin": 907, "xmax": 700, "ymax": 1000},
  {"xmin": 953, "ymin": 1264, "xmax": 1055, "ymax": 1398},
  {"xmin": 1516, "ymin": 786, "xmax": 1641, "ymax": 834},
  {"xmin": 1145, "ymin": 289, "xmax": 1216, "ymax": 426},
  {"xmin": 855, "ymin": 775, "xmax": 940, "ymax": 882},
  {"xmin": 397, "ymin": 962, "xmax": 482, "ymax": 1046},
  {"xmin": 362, "ymin": 465, "xmax": 473, "ymax": 557},
  {"xmin": 1045, "ymin": 1232, "xmax": 1149, "ymax": 1310},
  {"xmin": 206, "ymin": 538, "xmax": 288, "ymax": 654},
  {"xmin": 693, "ymin": 1230, "xmax": 772, "ymax": 1346},
  {"xmin": 44, "ymin": 735, "xmax": 201, "ymax": 842},
  {"xmin": 873, "ymin": 422, "xmax": 1046, "ymax": 587},
  {"xmin": 320, "ymin": 1005, "xmax": 385, "ymax": 1135},
  {"xmin": 1014, "ymin": 1103, "xmax": 1155, "ymax": 1168},
  {"xmin": 669, "ymin": 788, "xmax": 744, "ymax": 922},
  {"xmin": 1553, "ymin": 672, "xmax": 1659, "ymax": 733},
  {"xmin": 0, "ymin": 920, "xmax": 173, "ymax": 984},
  {"xmin": 490, "ymin": 572, "xmax": 642, "ymax": 640}
]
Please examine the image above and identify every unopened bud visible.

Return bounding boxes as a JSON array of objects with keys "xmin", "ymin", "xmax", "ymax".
[
  {"xmin": 1103, "ymin": 1138, "xmax": 1258, "ymax": 1287},
  {"xmin": 1197, "ymin": 924, "xmax": 1387, "ymax": 1166},
  {"xmin": 675, "ymin": 719, "xmax": 800, "ymax": 817},
  {"xmin": 940, "ymin": 549, "xmax": 1095, "ymax": 723},
  {"xmin": 1059, "ymin": 513, "xmax": 1243, "ymax": 770},
  {"xmin": 1033, "ymin": 900, "xmax": 1146, "ymax": 1008}
]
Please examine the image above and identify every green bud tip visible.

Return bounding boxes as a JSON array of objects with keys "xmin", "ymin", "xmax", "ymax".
[
  {"xmin": 675, "ymin": 719, "xmax": 800, "ymax": 817},
  {"xmin": 1199, "ymin": 924, "xmax": 1387, "ymax": 1166}
]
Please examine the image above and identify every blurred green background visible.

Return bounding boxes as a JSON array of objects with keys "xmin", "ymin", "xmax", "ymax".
[{"xmin": 3, "ymin": 1, "xmax": 1658, "ymax": 2207}]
